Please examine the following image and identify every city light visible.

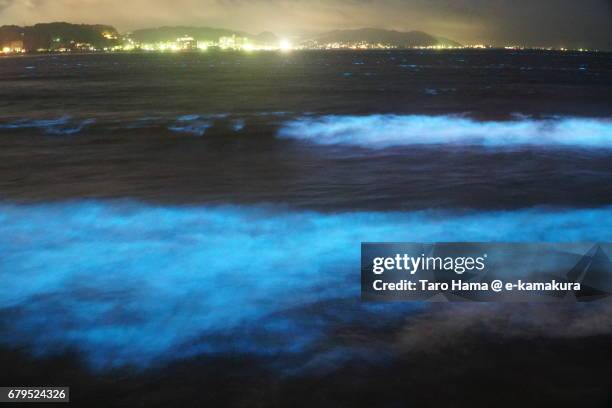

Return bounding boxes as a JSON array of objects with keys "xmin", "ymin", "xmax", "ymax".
[
  {"xmin": 0, "ymin": 32, "xmax": 599, "ymax": 55},
  {"xmin": 279, "ymin": 39, "xmax": 292, "ymax": 51}
]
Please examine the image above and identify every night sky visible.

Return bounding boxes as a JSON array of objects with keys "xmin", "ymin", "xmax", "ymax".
[{"xmin": 0, "ymin": 0, "xmax": 611, "ymax": 49}]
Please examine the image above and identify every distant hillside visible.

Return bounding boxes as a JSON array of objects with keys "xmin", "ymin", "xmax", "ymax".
[
  {"xmin": 130, "ymin": 26, "xmax": 278, "ymax": 45},
  {"xmin": 0, "ymin": 22, "xmax": 119, "ymax": 50},
  {"xmin": 1, "ymin": 23, "xmax": 460, "ymax": 52},
  {"xmin": 305, "ymin": 28, "xmax": 461, "ymax": 48}
]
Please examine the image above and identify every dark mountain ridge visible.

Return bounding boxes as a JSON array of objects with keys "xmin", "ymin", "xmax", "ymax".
[
  {"xmin": 129, "ymin": 26, "xmax": 278, "ymax": 45},
  {"xmin": 1, "ymin": 23, "xmax": 460, "ymax": 52},
  {"xmin": 0, "ymin": 22, "xmax": 119, "ymax": 50}
]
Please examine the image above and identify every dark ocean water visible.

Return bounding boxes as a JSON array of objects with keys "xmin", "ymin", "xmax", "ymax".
[
  {"xmin": 1, "ymin": 50, "xmax": 612, "ymax": 407},
  {"xmin": 1, "ymin": 50, "xmax": 612, "ymax": 209}
]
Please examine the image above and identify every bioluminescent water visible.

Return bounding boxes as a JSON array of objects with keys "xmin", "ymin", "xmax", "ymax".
[
  {"xmin": 1, "ymin": 51, "xmax": 612, "ymax": 406},
  {"xmin": 2, "ymin": 201, "xmax": 612, "ymax": 368},
  {"xmin": 278, "ymin": 115, "xmax": 612, "ymax": 148},
  {"xmin": 0, "ymin": 116, "xmax": 97, "ymax": 135},
  {"xmin": 3, "ymin": 114, "xmax": 612, "ymax": 150}
]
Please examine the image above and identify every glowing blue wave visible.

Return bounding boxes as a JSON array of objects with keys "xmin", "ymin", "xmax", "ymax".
[
  {"xmin": 0, "ymin": 116, "xmax": 96, "ymax": 135},
  {"xmin": 1, "ymin": 201, "xmax": 612, "ymax": 369},
  {"xmin": 0, "ymin": 114, "xmax": 231, "ymax": 136},
  {"xmin": 278, "ymin": 115, "xmax": 612, "ymax": 148},
  {"xmin": 168, "ymin": 113, "xmax": 230, "ymax": 135}
]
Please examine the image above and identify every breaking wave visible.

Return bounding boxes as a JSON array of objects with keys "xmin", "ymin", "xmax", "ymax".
[
  {"xmin": 1, "ymin": 201, "xmax": 612, "ymax": 369},
  {"xmin": 277, "ymin": 115, "xmax": 612, "ymax": 149},
  {"xmin": 0, "ymin": 116, "xmax": 96, "ymax": 135},
  {"xmin": 0, "ymin": 113, "xmax": 237, "ymax": 137}
]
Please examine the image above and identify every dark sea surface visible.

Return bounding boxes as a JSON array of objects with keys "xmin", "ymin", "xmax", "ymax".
[{"xmin": 1, "ymin": 50, "xmax": 612, "ymax": 407}]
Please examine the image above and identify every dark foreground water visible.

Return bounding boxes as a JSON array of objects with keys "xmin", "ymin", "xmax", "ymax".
[{"xmin": 1, "ymin": 50, "xmax": 612, "ymax": 407}]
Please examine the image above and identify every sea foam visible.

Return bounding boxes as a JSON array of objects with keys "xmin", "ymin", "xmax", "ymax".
[
  {"xmin": 278, "ymin": 115, "xmax": 612, "ymax": 149},
  {"xmin": 1, "ymin": 201, "xmax": 612, "ymax": 369}
]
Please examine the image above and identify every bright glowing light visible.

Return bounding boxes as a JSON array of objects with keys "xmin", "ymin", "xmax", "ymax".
[
  {"xmin": 279, "ymin": 39, "xmax": 292, "ymax": 51},
  {"xmin": 2, "ymin": 201, "xmax": 612, "ymax": 369},
  {"xmin": 278, "ymin": 115, "xmax": 612, "ymax": 149}
]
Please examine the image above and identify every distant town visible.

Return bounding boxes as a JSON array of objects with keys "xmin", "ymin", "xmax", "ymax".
[{"xmin": 0, "ymin": 23, "xmax": 602, "ymax": 55}]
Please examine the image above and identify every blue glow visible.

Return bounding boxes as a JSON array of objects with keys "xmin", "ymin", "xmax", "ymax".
[
  {"xmin": 232, "ymin": 119, "xmax": 246, "ymax": 131},
  {"xmin": 177, "ymin": 114, "xmax": 201, "ymax": 121},
  {"xmin": 168, "ymin": 121, "xmax": 212, "ymax": 136},
  {"xmin": 2, "ymin": 201, "xmax": 612, "ymax": 369},
  {"xmin": 278, "ymin": 115, "xmax": 612, "ymax": 149},
  {"xmin": 0, "ymin": 116, "xmax": 96, "ymax": 135},
  {"xmin": 167, "ymin": 114, "xmax": 212, "ymax": 135},
  {"xmin": 167, "ymin": 113, "xmax": 231, "ymax": 135}
]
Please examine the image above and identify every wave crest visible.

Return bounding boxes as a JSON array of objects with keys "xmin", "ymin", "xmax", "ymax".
[
  {"xmin": 278, "ymin": 115, "xmax": 612, "ymax": 149},
  {"xmin": 0, "ymin": 116, "xmax": 95, "ymax": 135}
]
